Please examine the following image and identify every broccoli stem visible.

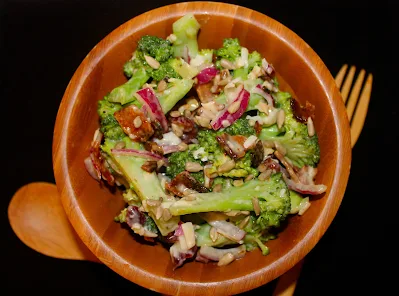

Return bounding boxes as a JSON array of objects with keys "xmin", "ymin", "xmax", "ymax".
[
  {"xmin": 168, "ymin": 178, "xmax": 280, "ymax": 216},
  {"xmin": 158, "ymin": 78, "xmax": 194, "ymax": 113},
  {"xmin": 172, "ymin": 14, "xmax": 201, "ymax": 59},
  {"xmin": 107, "ymin": 68, "xmax": 150, "ymax": 105},
  {"xmin": 102, "ymin": 138, "xmax": 179, "ymax": 236}
]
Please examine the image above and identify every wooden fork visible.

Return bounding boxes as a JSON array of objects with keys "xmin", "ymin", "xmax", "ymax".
[
  {"xmin": 272, "ymin": 64, "xmax": 373, "ymax": 296},
  {"xmin": 335, "ymin": 64, "xmax": 373, "ymax": 147}
]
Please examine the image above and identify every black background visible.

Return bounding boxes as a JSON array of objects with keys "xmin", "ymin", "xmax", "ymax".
[{"xmin": 2, "ymin": 0, "xmax": 396, "ymax": 295}]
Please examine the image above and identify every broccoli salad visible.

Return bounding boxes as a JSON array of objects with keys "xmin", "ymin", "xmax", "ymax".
[{"xmin": 84, "ymin": 14, "xmax": 327, "ymax": 269}]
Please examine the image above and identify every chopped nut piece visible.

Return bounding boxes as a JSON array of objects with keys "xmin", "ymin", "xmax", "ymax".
[
  {"xmin": 217, "ymin": 253, "xmax": 235, "ymax": 266},
  {"xmin": 252, "ymin": 197, "xmax": 261, "ymax": 216}
]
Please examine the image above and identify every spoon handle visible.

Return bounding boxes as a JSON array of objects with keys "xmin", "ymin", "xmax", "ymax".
[{"xmin": 8, "ymin": 182, "xmax": 100, "ymax": 263}]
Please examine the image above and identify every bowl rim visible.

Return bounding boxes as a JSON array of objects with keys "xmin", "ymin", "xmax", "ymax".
[{"xmin": 52, "ymin": 1, "xmax": 351, "ymax": 294}]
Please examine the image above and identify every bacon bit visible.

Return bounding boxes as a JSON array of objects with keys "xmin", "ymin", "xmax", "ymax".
[
  {"xmin": 165, "ymin": 171, "xmax": 209, "ymax": 197},
  {"xmin": 251, "ymin": 140, "xmax": 264, "ymax": 168},
  {"xmin": 141, "ymin": 161, "xmax": 157, "ymax": 173},
  {"xmin": 291, "ymin": 98, "xmax": 316, "ymax": 123},
  {"xmin": 262, "ymin": 156, "xmax": 281, "ymax": 172},
  {"xmin": 274, "ymin": 151, "xmax": 299, "ymax": 183},
  {"xmin": 89, "ymin": 132, "xmax": 115, "ymax": 186},
  {"xmin": 170, "ymin": 116, "xmax": 198, "ymax": 144},
  {"xmin": 216, "ymin": 133, "xmax": 246, "ymax": 159},
  {"xmin": 143, "ymin": 141, "xmax": 164, "ymax": 156},
  {"xmin": 195, "ymin": 82, "xmax": 216, "ymax": 103},
  {"xmin": 254, "ymin": 121, "xmax": 262, "ymax": 136},
  {"xmin": 151, "ymin": 120, "xmax": 164, "ymax": 140},
  {"xmin": 114, "ymin": 105, "xmax": 154, "ymax": 142}
]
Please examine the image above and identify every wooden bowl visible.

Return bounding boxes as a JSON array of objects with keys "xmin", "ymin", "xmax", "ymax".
[{"xmin": 53, "ymin": 2, "xmax": 351, "ymax": 295}]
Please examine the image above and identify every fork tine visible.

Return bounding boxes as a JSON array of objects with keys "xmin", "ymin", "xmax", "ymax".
[
  {"xmin": 341, "ymin": 65, "xmax": 356, "ymax": 103},
  {"xmin": 350, "ymin": 73, "xmax": 373, "ymax": 147},
  {"xmin": 346, "ymin": 69, "xmax": 366, "ymax": 121},
  {"xmin": 335, "ymin": 64, "xmax": 348, "ymax": 89}
]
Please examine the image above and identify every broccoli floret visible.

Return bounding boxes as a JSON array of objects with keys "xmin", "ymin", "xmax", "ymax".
[
  {"xmin": 97, "ymin": 99, "xmax": 125, "ymax": 140},
  {"xmin": 137, "ymin": 35, "xmax": 173, "ymax": 63},
  {"xmin": 168, "ymin": 173, "xmax": 291, "ymax": 230},
  {"xmin": 165, "ymin": 146, "xmax": 204, "ymax": 184},
  {"xmin": 223, "ymin": 118, "xmax": 256, "ymax": 137},
  {"xmin": 215, "ymin": 38, "xmax": 241, "ymax": 63},
  {"xmin": 248, "ymin": 50, "xmax": 262, "ymax": 71},
  {"xmin": 197, "ymin": 129, "xmax": 221, "ymax": 154},
  {"xmin": 172, "ymin": 13, "xmax": 201, "ymax": 59},
  {"xmin": 151, "ymin": 58, "xmax": 182, "ymax": 81},
  {"xmin": 124, "ymin": 51, "xmax": 181, "ymax": 82},
  {"xmin": 259, "ymin": 91, "xmax": 321, "ymax": 168}
]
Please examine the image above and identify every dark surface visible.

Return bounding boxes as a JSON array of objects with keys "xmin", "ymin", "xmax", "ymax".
[{"xmin": 2, "ymin": 0, "xmax": 395, "ymax": 295}]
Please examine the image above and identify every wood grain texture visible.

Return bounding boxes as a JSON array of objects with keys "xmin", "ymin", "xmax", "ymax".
[
  {"xmin": 52, "ymin": 2, "xmax": 351, "ymax": 295},
  {"xmin": 7, "ymin": 182, "xmax": 100, "ymax": 263}
]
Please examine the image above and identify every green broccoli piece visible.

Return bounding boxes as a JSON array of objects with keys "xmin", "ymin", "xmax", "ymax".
[
  {"xmin": 289, "ymin": 190, "xmax": 310, "ymax": 214},
  {"xmin": 224, "ymin": 152, "xmax": 258, "ymax": 178},
  {"xmin": 137, "ymin": 35, "xmax": 173, "ymax": 63},
  {"xmin": 248, "ymin": 50, "xmax": 262, "ymax": 71},
  {"xmin": 215, "ymin": 38, "xmax": 241, "ymax": 63},
  {"xmin": 195, "ymin": 221, "xmax": 273, "ymax": 255},
  {"xmin": 172, "ymin": 13, "xmax": 201, "ymax": 59},
  {"xmin": 124, "ymin": 51, "xmax": 181, "ymax": 82},
  {"xmin": 189, "ymin": 48, "xmax": 214, "ymax": 67},
  {"xmin": 223, "ymin": 118, "xmax": 256, "ymax": 137},
  {"xmin": 165, "ymin": 146, "xmax": 204, "ymax": 184},
  {"xmin": 101, "ymin": 137, "xmax": 180, "ymax": 236},
  {"xmin": 168, "ymin": 173, "xmax": 291, "ymax": 231},
  {"xmin": 97, "ymin": 99, "xmax": 125, "ymax": 141},
  {"xmin": 259, "ymin": 91, "xmax": 321, "ymax": 168},
  {"xmin": 106, "ymin": 67, "xmax": 150, "ymax": 105},
  {"xmin": 197, "ymin": 129, "xmax": 222, "ymax": 154},
  {"xmin": 158, "ymin": 78, "xmax": 195, "ymax": 113}
]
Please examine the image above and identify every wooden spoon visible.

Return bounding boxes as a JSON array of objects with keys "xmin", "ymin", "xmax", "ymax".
[{"xmin": 8, "ymin": 182, "xmax": 100, "ymax": 263}]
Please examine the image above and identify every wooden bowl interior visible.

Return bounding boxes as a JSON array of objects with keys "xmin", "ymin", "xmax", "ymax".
[{"xmin": 54, "ymin": 2, "xmax": 350, "ymax": 295}]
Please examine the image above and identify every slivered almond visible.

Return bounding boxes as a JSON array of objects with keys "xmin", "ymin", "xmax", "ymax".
[
  {"xmin": 157, "ymin": 79, "xmax": 167, "ymax": 92},
  {"xmin": 170, "ymin": 111, "xmax": 181, "ymax": 117},
  {"xmin": 220, "ymin": 59, "xmax": 236, "ymax": 70},
  {"xmin": 210, "ymin": 227, "xmax": 219, "ymax": 242},
  {"xmin": 155, "ymin": 206, "xmax": 163, "ymax": 220},
  {"xmin": 186, "ymin": 162, "xmax": 203, "ymax": 172},
  {"xmin": 238, "ymin": 216, "xmax": 250, "ymax": 229},
  {"xmin": 162, "ymin": 208, "xmax": 172, "ymax": 221},
  {"xmin": 133, "ymin": 116, "xmax": 142, "ymax": 128},
  {"xmin": 233, "ymin": 179, "xmax": 244, "ymax": 187},
  {"xmin": 144, "ymin": 55, "xmax": 160, "ymax": 69},
  {"xmin": 182, "ymin": 222, "xmax": 196, "ymax": 249},
  {"xmin": 178, "ymin": 142, "xmax": 188, "ymax": 151},
  {"xmin": 252, "ymin": 197, "xmax": 261, "ymax": 216},
  {"xmin": 307, "ymin": 117, "xmax": 315, "ymax": 137},
  {"xmin": 243, "ymin": 135, "xmax": 258, "ymax": 149},
  {"xmin": 172, "ymin": 123, "xmax": 183, "ymax": 137},
  {"xmin": 218, "ymin": 159, "xmax": 236, "ymax": 173},
  {"xmin": 228, "ymin": 101, "xmax": 241, "ymax": 114},
  {"xmin": 277, "ymin": 109, "xmax": 285, "ymax": 129},
  {"xmin": 274, "ymin": 150, "xmax": 299, "ymax": 183},
  {"xmin": 217, "ymin": 253, "xmax": 235, "ymax": 266}
]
